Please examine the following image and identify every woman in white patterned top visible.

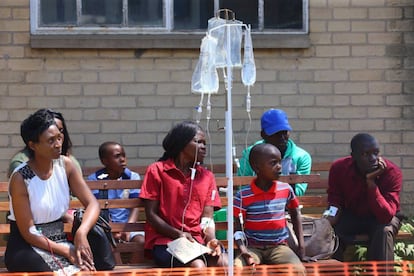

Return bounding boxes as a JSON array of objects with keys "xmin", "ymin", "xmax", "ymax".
[{"xmin": 5, "ymin": 109, "xmax": 100, "ymax": 274}]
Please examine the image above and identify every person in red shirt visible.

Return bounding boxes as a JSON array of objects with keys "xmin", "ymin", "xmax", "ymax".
[
  {"xmin": 139, "ymin": 121, "xmax": 227, "ymax": 268},
  {"xmin": 326, "ymin": 133, "xmax": 403, "ymax": 261}
]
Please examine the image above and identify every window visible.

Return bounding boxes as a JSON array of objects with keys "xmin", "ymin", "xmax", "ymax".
[{"xmin": 30, "ymin": 0, "xmax": 309, "ymax": 49}]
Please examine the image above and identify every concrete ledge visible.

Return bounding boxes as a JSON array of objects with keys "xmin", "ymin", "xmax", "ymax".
[{"xmin": 30, "ymin": 34, "xmax": 310, "ymax": 49}]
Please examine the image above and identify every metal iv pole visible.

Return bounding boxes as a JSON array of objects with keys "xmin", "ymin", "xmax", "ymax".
[
  {"xmin": 224, "ymin": 20, "xmax": 235, "ymax": 275},
  {"xmin": 192, "ymin": 10, "xmax": 255, "ymax": 275}
]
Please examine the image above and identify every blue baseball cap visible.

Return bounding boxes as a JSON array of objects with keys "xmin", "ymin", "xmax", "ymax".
[{"xmin": 261, "ymin": 109, "xmax": 292, "ymax": 136}]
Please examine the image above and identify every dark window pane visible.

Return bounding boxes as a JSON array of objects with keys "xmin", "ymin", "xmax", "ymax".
[
  {"xmin": 128, "ymin": 0, "xmax": 163, "ymax": 27},
  {"xmin": 40, "ymin": 0, "xmax": 76, "ymax": 26},
  {"xmin": 264, "ymin": 0, "xmax": 303, "ymax": 29},
  {"xmin": 174, "ymin": 0, "xmax": 214, "ymax": 30},
  {"xmin": 81, "ymin": 0, "xmax": 123, "ymax": 26},
  {"xmin": 219, "ymin": 0, "xmax": 258, "ymax": 29}
]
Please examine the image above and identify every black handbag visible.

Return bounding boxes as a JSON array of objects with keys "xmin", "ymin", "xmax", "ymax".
[{"xmin": 71, "ymin": 209, "xmax": 116, "ymax": 270}]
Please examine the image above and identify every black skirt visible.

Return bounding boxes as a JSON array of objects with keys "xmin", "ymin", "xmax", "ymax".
[{"xmin": 5, "ymin": 220, "xmax": 80, "ymax": 274}]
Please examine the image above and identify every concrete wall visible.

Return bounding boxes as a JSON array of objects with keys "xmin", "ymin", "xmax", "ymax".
[{"xmin": 0, "ymin": 0, "xmax": 413, "ymax": 213}]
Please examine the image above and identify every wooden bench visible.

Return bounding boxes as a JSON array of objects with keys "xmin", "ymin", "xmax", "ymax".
[
  {"xmin": 0, "ymin": 173, "xmax": 325, "ymax": 268},
  {"xmin": 0, "ymin": 161, "xmax": 411, "ymax": 269}
]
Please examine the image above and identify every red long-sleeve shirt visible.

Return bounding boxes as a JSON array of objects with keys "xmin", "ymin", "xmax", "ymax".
[{"xmin": 327, "ymin": 156, "xmax": 402, "ymax": 224}]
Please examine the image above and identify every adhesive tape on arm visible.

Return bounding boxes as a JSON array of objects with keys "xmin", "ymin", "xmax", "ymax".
[
  {"xmin": 200, "ymin": 217, "xmax": 215, "ymax": 231},
  {"xmin": 328, "ymin": 206, "xmax": 338, "ymax": 216},
  {"xmin": 234, "ymin": 231, "xmax": 245, "ymax": 241},
  {"xmin": 29, "ymin": 225, "xmax": 42, "ymax": 236},
  {"xmin": 190, "ymin": 168, "xmax": 196, "ymax": 180}
]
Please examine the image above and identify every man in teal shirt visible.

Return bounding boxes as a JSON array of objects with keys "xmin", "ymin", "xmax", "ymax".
[{"xmin": 237, "ymin": 109, "xmax": 312, "ymax": 195}]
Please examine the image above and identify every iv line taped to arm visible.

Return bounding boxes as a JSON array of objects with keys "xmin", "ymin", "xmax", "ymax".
[
  {"xmin": 323, "ymin": 205, "xmax": 338, "ymax": 217},
  {"xmin": 234, "ymin": 231, "xmax": 246, "ymax": 241},
  {"xmin": 200, "ymin": 217, "xmax": 215, "ymax": 232}
]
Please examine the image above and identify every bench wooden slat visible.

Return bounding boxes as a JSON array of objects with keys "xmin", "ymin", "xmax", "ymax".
[
  {"xmin": 215, "ymin": 174, "xmax": 322, "ymax": 187},
  {"xmin": 86, "ymin": 180, "xmax": 142, "ymax": 190},
  {"xmin": 70, "ymin": 198, "xmax": 142, "ymax": 209},
  {"xmin": 110, "ymin": 222, "xmax": 144, "ymax": 232},
  {"xmin": 299, "ymin": 195, "xmax": 328, "ymax": 208},
  {"xmin": 311, "ymin": 162, "xmax": 332, "ymax": 172},
  {"xmin": 82, "ymin": 166, "xmax": 149, "ymax": 177},
  {"xmin": 0, "ymin": 224, "xmax": 9, "ymax": 234},
  {"xmin": 0, "ymin": 202, "xmax": 8, "ymax": 212},
  {"xmin": 65, "ymin": 222, "xmax": 145, "ymax": 233}
]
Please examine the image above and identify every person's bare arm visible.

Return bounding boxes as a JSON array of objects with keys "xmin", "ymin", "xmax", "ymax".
[
  {"xmin": 233, "ymin": 212, "xmax": 256, "ymax": 265},
  {"xmin": 143, "ymin": 199, "xmax": 189, "ymax": 240},
  {"xmin": 289, "ymin": 207, "xmax": 305, "ymax": 260},
  {"xmin": 10, "ymin": 172, "xmax": 89, "ymax": 268},
  {"xmin": 201, "ymin": 206, "xmax": 215, "ymax": 241},
  {"xmin": 65, "ymin": 156, "xmax": 100, "ymax": 269},
  {"xmin": 366, "ymin": 157, "xmax": 387, "ymax": 189},
  {"xmin": 325, "ymin": 205, "xmax": 342, "ymax": 226},
  {"xmin": 201, "ymin": 206, "xmax": 222, "ymax": 256},
  {"xmin": 119, "ymin": 207, "xmax": 140, "ymax": 241}
]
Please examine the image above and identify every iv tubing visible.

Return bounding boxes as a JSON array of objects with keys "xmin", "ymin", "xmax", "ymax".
[{"xmin": 206, "ymin": 93, "xmax": 213, "ymax": 173}]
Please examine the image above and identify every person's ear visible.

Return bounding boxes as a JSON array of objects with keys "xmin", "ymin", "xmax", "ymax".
[
  {"xmin": 251, "ymin": 161, "xmax": 260, "ymax": 174},
  {"xmin": 100, "ymin": 157, "xmax": 108, "ymax": 166},
  {"xmin": 260, "ymin": 130, "xmax": 267, "ymax": 140},
  {"xmin": 28, "ymin": 141, "xmax": 36, "ymax": 152},
  {"xmin": 350, "ymin": 151, "xmax": 356, "ymax": 160}
]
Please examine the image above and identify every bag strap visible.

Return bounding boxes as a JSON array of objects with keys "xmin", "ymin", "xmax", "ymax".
[
  {"xmin": 96, "ymin": 215, "xmax": 117, "ymax": 248},
  {"xmin": 98, "ymin": 188, "xmax": 110, "ymax": 221}
]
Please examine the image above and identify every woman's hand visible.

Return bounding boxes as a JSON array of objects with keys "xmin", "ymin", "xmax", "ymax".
[
  {"xmin": 120, "ymin": 232, "xmax": 130, "ymax": 243},
  {"xmin": 113, "ymin": 231, "xmax": 130, "ymax": 243},
  {"xmin": 179, "ymin": 231, "xmax": 195, "ymax": 242},
  {"xmin": 73, "ymin": 231, "xmax": 96, "ymax": 271},
  {"xmin": 66, "ymin": 246, "xmax": 92, "ymax": 271},
  {"xmin": 206, "ymin": 238, "xmax": 222, "ymax": 256}
]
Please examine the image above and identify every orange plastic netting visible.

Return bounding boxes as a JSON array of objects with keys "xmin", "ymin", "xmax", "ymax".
[{"xmin": 1, "ymin": 261, "xmax": 414, "ymax": 275}]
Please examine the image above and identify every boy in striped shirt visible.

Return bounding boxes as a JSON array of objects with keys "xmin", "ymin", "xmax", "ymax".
[{"xmin": 233, "ymin": 143, "xmax": 305, "ymax": 273}]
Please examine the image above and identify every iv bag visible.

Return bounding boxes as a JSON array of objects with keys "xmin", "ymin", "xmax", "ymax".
[
  {"xmin": 208, "ymin": 16, "xmax": 242, "ymax": 68},
  {"xmin": 241, "ymin": 26, "xmax": 256, "ymax": 86},
  {"xmin": 191, "ymin": 34, "xmax": 219, "ymax": 94}
]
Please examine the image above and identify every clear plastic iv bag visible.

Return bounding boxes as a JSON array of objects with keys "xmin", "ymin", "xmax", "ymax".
[
  {"xmin": 191, "ymin": 34, "xmax": 219, "ymax": 94},
  {"xmin": 208, "ymin": 16, "xmax": 242, "ymax": 68},
  {"xmin": 241, "ymin": 26, "xmax": 256, "ymax": 86}
]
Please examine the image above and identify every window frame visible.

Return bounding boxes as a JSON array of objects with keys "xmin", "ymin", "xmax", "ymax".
[{"xmin": 30, "ymin": 0, "xmax": 310, "ymax": 49}]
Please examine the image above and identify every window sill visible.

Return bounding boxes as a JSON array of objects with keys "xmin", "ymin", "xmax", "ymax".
[{"xmin": 30, "ymin": 33, "xmax": 310, "ymax": 49}]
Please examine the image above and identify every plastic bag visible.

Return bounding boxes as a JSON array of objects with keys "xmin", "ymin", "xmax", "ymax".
[
  {"xmin": 191, "ymin": 34, "xmax": 219, "ymax": 94},
  {"xmin": 207, "ymin": 13, "xmax": 242, "ymax": 68},
  {"xmin": 241, "ymin": 26, "xmax": 256, "ymax": 86}
]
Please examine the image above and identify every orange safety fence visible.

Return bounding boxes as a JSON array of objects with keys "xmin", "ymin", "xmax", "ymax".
[{"xmin": 1, "ymin": 261, "xmax": 413, "ymax": 276}]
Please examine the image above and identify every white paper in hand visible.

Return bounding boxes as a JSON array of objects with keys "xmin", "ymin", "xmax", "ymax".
[{"xmin": 167, "ymin": 237, "xmax": 212, "ymax": 264}]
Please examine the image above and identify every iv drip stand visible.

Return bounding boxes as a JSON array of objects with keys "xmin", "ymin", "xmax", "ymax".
[{"xmin": 197, "ymin": 12, "xmax": 252, "ymax": 274}]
